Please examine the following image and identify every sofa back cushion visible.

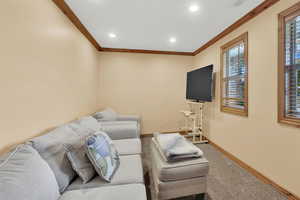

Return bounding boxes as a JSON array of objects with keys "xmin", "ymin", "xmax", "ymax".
[
  {"xmin": 64, "ymin": 139, "xmax": 96, "ymax": 184},
  {"xmin": 68, "ymin": 120, "xmax": 95, "ymax": 139},
  {"xmin": 30, "ymin": 125, "xmax": 79, "ymax": 193},
  {"xmin": 93, "ymin": 108, "xmax": 118, "ymax": 122},
  {"xmin": 0, "ymin": 144, "xmax": 60, "ymax": 200},
  {"xmin": 75, "ymin": 116, "xmax": 101, "ymax": 132}
]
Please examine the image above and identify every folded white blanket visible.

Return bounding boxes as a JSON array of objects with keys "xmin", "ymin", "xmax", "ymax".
[{"xmin": 153, "ymin": 132, "xmax": 203, "ymax": 161}]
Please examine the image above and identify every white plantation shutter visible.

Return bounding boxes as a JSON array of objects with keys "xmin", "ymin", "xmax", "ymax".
[
  {"xmin": 278, "ymin": 3, "xmax": 300, "ymax": 126},
  {"xmin": 285, "ymin": 16, "xmax": 300, "ymax": 118},
  {"xmin": 222, "ymin": 39, "xmax": 247, "ymax": 112}
]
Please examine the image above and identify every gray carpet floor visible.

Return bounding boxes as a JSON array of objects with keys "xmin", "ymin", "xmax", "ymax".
[{"xmin": 141, "ymin": 137, "xmax": 287, "ymax": 200}]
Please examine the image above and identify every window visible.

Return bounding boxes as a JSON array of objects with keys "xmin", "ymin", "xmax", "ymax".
[
  {"xmin": 278, "ymin": 2, "xmax": 300, "ymax": 127},
  {"xmin": 220, "ymin": 32, "xmax": 248, "ymax": 116}
]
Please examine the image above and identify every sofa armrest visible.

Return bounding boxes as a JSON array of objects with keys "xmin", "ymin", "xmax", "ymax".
[{"xmin": 99, "ymin": 121, "xmax": 140, "ymax": 140}]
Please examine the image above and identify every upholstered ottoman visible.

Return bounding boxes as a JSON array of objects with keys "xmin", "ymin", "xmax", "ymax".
[{"xmin": 150, "ymin": 138, "xmax": 209, "ymax": 200}]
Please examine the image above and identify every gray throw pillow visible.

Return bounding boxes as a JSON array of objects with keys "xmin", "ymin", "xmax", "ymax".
[
  {"xmin": 68, "ymin": 121, "xmax": 95, "ymax": 138},
  {"xmin": 93, "ymin": 108, "xmax": 118, "ymax": 122},
  {"xmin": 30, "ymin": 125, "xmax": 79, "ymax": 193},
  {"xmin": 64, "ymin": 140, "xmax": 96, "ymax": 184},
  {"xmin": 85, "ymin": 132, "xmax": 120, "ymax": 182},
  {"xmin": 0, "ymin": 144, "xmax": 60, "ymax": 200},
  {"xmin": 76, "ymin": 116, "xmax": 101, "ymax": 132}
]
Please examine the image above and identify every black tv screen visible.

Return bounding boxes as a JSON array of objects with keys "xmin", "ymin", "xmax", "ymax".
[{"xmin": 186, "ymin": 65, "xmax": 213, "ymax": 102}]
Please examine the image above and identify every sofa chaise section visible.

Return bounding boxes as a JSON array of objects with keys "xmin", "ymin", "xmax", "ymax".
[
  {"xmin": 113, "ymin": 138, "xmax": 142, "ymax": 155},
  {"xmin": 60, "ymin": 184, "xmax": 147, "ymax": 200},
  {"xmin": 67, "ymin": 155, "xmax": 144, "ymax": 191}
]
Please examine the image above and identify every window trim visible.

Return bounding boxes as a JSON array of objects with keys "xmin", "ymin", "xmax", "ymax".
[
  {"xmin": 220, "ymin": 32, "xmax": 249, "ymax": 116},
  {"xmin": 278, "ymin": 2, "xmax": 300, "ymax": 127}
]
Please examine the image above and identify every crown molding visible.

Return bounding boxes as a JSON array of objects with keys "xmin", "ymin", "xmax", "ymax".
[
  {"xmin": 53, "ymin": 0, "xmax": 279, "ymax": 56},
  {"xmin": 101, "ymin": 48, "xmax": 194, "ymax": 56},
  {"xmin": 192, "ymin": 0, "xmax": 280, "ymax": 55},
  {"xmin": 52, "ymin": 0, "xmax": 102, "ymax": 51}
]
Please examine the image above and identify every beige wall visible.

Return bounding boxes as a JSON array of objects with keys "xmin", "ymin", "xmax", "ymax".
[
  {"xmin": 192, "ymin": 0, "xmax": 300, "ymax": 196},
  {"xmin": 0, "ymin": 0, "xmax": 99, "ymax": 153},
  {"xmin": 1, "ymin": 0, "xmax": 299, "ymax": 196},
  {"xmin": 98, "ymin": 52, "xmax": 193, "ymax": 134}
]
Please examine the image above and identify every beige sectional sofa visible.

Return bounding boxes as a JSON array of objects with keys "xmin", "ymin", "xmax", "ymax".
[{"xmin": 0, "ymin": 115, "xmax": 147, "ymax": 200}]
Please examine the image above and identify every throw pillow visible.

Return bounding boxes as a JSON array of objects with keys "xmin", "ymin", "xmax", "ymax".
[
  {"xmin": 0, "ymin": 144, "xmax": 60, "ymax": 200},
  {"xmin": 85, "ymin": 132, "xmax": 120, "ymax": 182},
  {"xmin": 93, "ymin": 108, "xmax": 118, "ymax": 122},
  {"xmin": 64, "ymin": 140, "xmax": 96, "ymax": 184},
  {"xmin": 68, "ymin": 121, "xmax": 95, "ymax": 139},
  {"xmin": 29, "ymin": 125, "xmax": 79, "ymax": 193},
  {"xmin": 76, "ymin": 116, "xmax": 101, "ymax": 132}
]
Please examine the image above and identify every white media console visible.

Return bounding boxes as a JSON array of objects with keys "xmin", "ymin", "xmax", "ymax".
[{"xmin": 181, "ymin": 101, "xmax": 208, "ymax": 144}]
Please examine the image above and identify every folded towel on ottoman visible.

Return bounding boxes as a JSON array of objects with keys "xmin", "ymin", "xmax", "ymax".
[{"xmin": 153, "ymin": 133, "xmax": 203, "ymax": 161}]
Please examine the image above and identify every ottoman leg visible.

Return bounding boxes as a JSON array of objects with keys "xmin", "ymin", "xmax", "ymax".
[{"xmin": 194, "ymin": 193, "xmax": 205, "ymax": 200}]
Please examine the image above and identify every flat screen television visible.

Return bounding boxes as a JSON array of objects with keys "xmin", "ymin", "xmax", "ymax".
[{"xmin": 186, "ymin": 65, "xmax": 213, "ymax": 102}]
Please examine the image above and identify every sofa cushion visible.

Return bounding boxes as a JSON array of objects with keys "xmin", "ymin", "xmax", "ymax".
[
  {"xmin": 113, "ymin": 138, "xmax": 142, "ymax": 155},
  {"xmin": 67, "ymin": 122, "xmax": 95, "ymax": 138},
  {"xmin": 60, "ymin": 184, "xmax": 146, "ymax": 200},
  {"xmin": 67, "ymin": 155, "xmax": 143, "ymax": 191},
  {"xmin": 0, "ymin": 144, "xmax": 60, "ymax": 200},
  {"xmin": 30, "ymin": 125, "xmax": 79, "ymax": 193},
  {"xmin": 151, "ymin": 140, "xmax": 209, "ymax": 182},
  {"xmin": 64, "ymin": 140, "xmax": 96, "ymax": 184},
  {"xmin": 93, "ymin": 108, "xmax": 118, "ymax": 122},
  {"xmin": 76, "ymin": 116, "xmax": 101, "ymax": 132},
  {"xmin": 85, "ymin": 132, "xmax": 120, "ymax": 182}
]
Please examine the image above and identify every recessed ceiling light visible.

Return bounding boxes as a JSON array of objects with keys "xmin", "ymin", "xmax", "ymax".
[
  {"xmin": 169, "ymin": 37, "xmax": 177, "ymax": 43},
  {"xmin": 108, "ymin": 33, "xmax": 116, "ymax": 38},
  {"xmin": 189, "ymin": 4, "xmax": 199, "ymax": 13}
]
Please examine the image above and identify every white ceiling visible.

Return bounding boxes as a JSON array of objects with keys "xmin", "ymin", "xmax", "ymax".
[{"xmin": 65, "ymin": 0, "xmax": 263, "ymax": 52}]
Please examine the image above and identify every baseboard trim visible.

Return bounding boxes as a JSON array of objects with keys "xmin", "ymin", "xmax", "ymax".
[
  {"xmin": 206, "ymin": 139, "xmax": 300, "ymax": 200},
  {"xmin": 142, "ymin": 131, "xmax": 299, "ymax": 200}
]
